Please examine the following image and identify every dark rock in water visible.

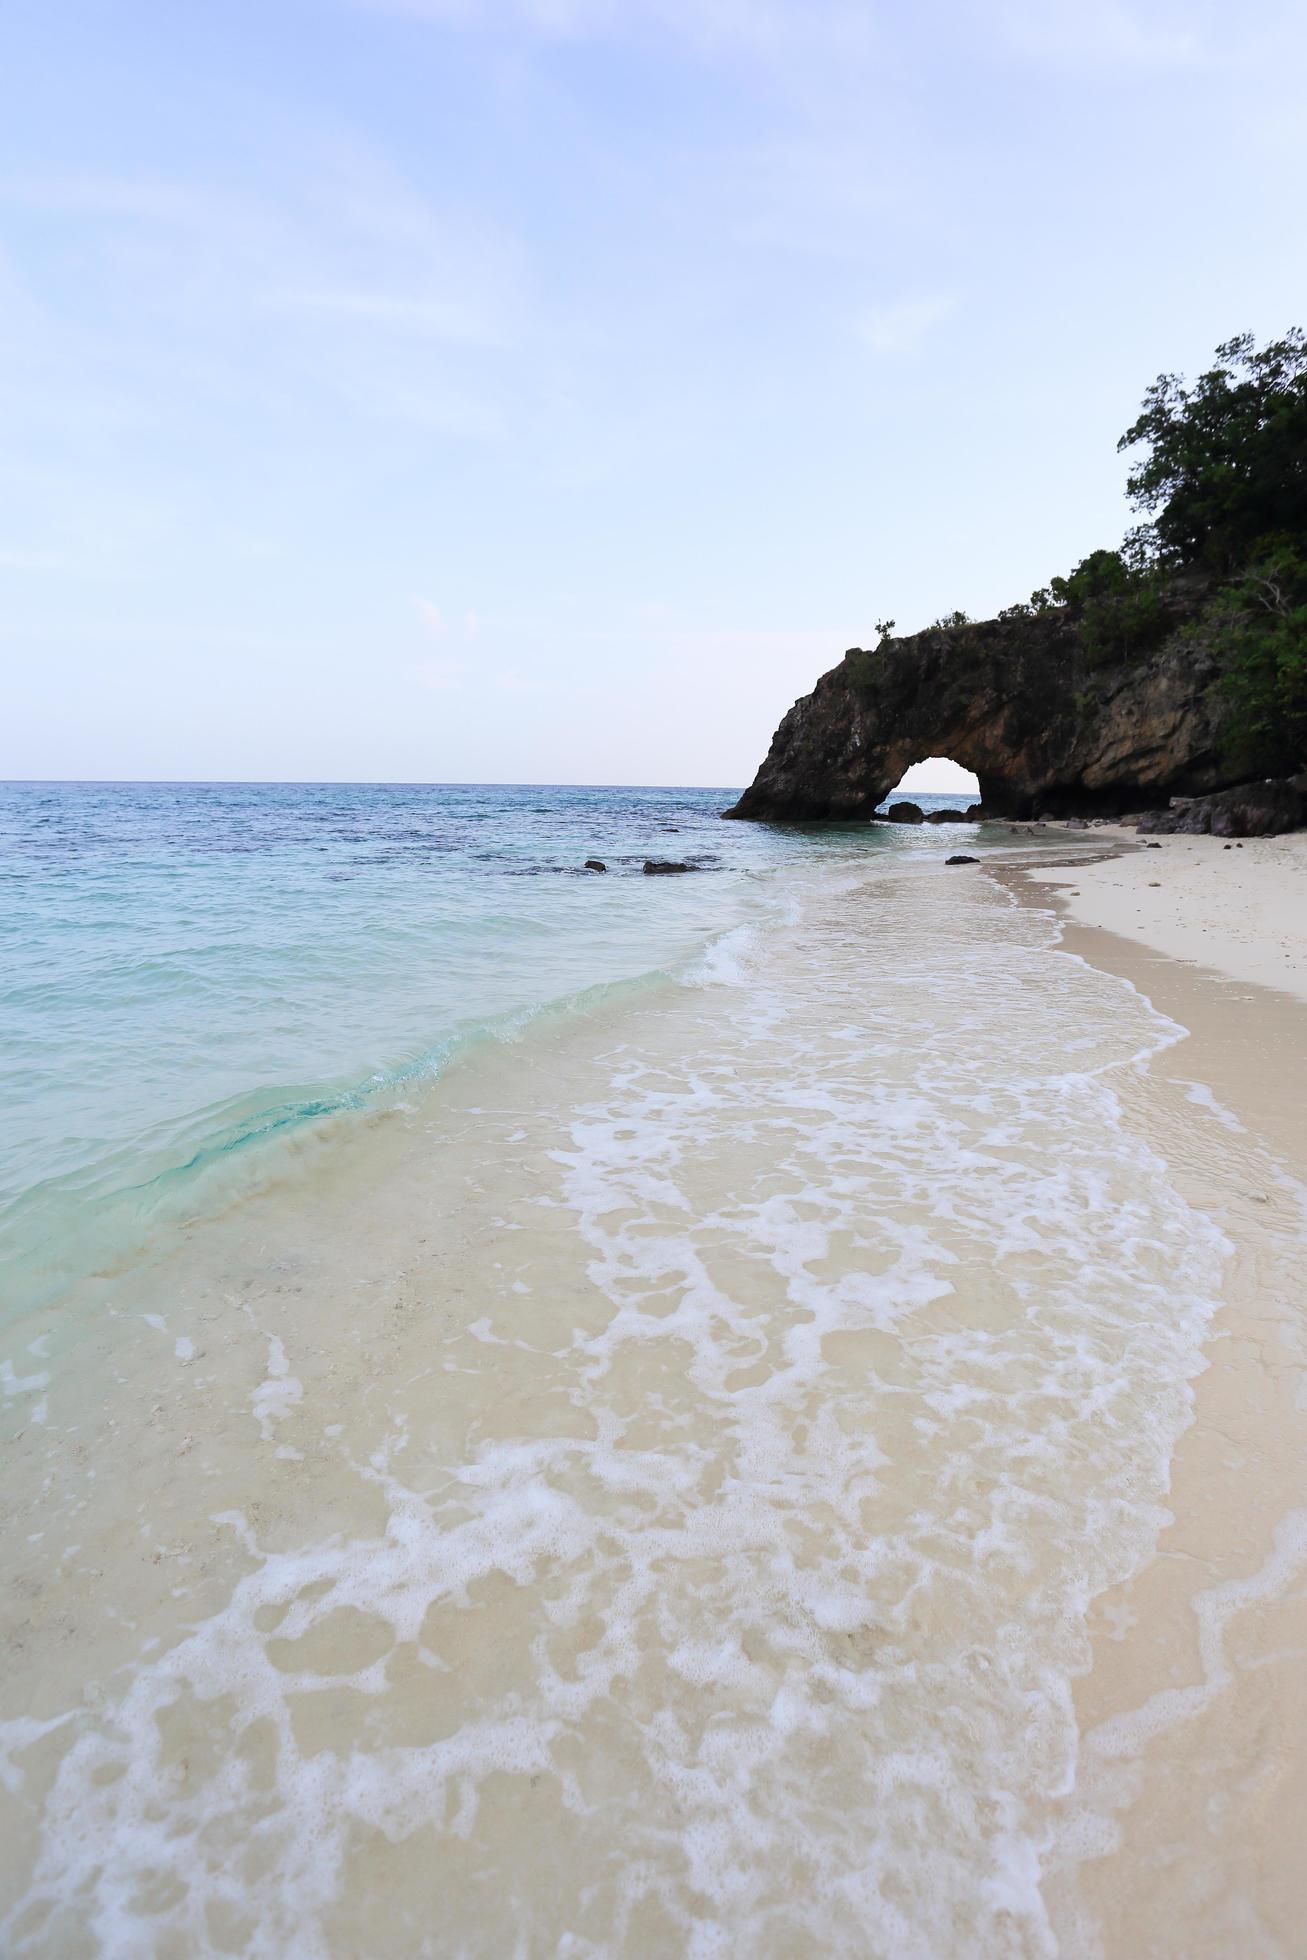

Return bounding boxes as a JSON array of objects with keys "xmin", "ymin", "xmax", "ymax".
[
  {"xmin": 924, "ymin": 809, "xmax": 967, "ymax": 823},
  {"xmin": 881, "ymin": 802, "xmax": 925, "ymax": 824},
  {"xmin": 722, "ymin": 578, "xmax": 1251, "ymax": 823},
  {"xmin": 945, "ymin": 854, "xmax": 979, "ymax": 865},
  {"xmin": 964, "ymin": 803, "xmax": 985, "ymax": 819},
  {"xmin": 643, "ymin": 859, "xmax": 691, "ymax": 874},
  {"xmin": 584, "ymin": 858, "xmax": 607, "ymax": 872},
  {"xmin": 1137, "ymin": 779, "xmax": 1302, "ymax": 837}
]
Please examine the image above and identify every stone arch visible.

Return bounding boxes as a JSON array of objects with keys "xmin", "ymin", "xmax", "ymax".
[
  {"xmin": 880, "ymin": 755, "xmax": 981, "ymax": 809},
  {"xmin": 727, "ymin": 604, "xmax": 1235, "ymax": 823}
]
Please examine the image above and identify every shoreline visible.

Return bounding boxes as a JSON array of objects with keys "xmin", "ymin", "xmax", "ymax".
[
  {"xmin": 4, "ymin": 838, "xmax": 1306, "ymax": 1951},
  {"xmin": 1020, "ymin": 824, "xmax": 1307, "ymax": 1005},
  {"xmin": 1003, "ymin": 849, "xmax": 1307, "ymax": 1951}
]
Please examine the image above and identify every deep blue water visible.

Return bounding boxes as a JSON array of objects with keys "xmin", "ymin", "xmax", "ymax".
[{"xmin": 0, "ymin": 780, "xmax": 986, "ymax": 1311}]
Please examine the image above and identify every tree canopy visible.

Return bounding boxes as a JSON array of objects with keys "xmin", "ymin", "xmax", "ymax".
[{"xmin": 1118, "ymin": 330, "xmax": 1307, "ymax": 570}]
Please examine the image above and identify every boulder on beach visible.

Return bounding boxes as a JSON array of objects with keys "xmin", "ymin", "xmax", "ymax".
[
  {"xmin": 1137, "ymin": 779, "xmax": 1302, "ymax": 837},
  {"xmin": 946, "ymin": 854, "xmax": 979, "ymax": 865}
]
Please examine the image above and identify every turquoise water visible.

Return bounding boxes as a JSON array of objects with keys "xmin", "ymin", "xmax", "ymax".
[{"xmin": 0, "ymin": 780, "xmax": 988, "ymax": 1312}]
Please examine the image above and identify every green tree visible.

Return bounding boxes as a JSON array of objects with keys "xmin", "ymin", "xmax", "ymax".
[
  {"xmin": 1206, "ymin": 548, "xmax": 1307, "ymax": 770},
  {"xmin": 1118, "ymin": 330, "xmax": 1307, "ymax": 570}
]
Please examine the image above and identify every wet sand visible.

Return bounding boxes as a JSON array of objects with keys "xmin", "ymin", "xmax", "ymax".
[
  {"xmin": 3, "ymin": 847, "xmax": 1306, "ymax": 1955},
  {"xmin": 1004, "ymin": 857, "xmax": 1307, "ymax": 1954}
]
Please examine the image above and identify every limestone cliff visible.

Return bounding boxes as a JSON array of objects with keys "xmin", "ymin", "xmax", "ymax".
[{"xmin": 725, "ymin": 580, "xmax": 1245, "ymax": 821}]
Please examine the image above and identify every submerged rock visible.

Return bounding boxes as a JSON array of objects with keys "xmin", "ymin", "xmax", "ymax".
[{"xmin": 643, "ymin": 859, "xmax": 691, "ymax": 874}]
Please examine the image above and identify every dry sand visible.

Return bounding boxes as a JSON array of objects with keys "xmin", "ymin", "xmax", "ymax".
[{"xmin": 1023, "ymin": 826, "xmax": 1307, "ymax": 1002}]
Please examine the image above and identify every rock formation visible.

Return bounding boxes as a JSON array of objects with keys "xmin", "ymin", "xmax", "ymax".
[
  {"xmin": 1137, "ymin": 780, "xmax": 1301, "ymax": 836},
  {"xmin": 725, "ymin": 582, "xmax": 1253, "ymax": 822}
]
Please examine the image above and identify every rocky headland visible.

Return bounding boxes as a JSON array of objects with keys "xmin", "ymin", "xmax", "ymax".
[
  {"xmin": 727, "ymin": 330, "xmax": 1307, "ymax": 830},
  {"xmin": 724, "ymin": 576, "xmax": 1302, "ymax": 825}
]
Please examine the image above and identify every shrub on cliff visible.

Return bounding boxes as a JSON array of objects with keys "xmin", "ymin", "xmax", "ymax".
[
  {"xmin": 1003, "ymin": 546, "xmax": 1169, "ymax": 665},
  {"xmin": 1197, "ymin": 548, "xmax": 1307, "ymax": 772}
]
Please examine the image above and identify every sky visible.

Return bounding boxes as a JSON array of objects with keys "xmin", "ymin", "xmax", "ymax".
[{"xmin": 2, "ymin": 0, "xmax": 1305, "ymax": 788}]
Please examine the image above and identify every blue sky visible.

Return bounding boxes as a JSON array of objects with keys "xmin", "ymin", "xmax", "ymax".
[{"xmin": 2, "ymin": 0, "xmax": 1304, "ymax": 786}]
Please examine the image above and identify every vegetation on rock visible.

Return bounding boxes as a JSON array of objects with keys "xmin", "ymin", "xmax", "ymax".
[
  {"xmin": 729, "ymin": 330, "xmax": 1305, "ymax": 824},
  {"xmin": 996, "ymin": 330, "xmax": 1307, "ymax": 769}
]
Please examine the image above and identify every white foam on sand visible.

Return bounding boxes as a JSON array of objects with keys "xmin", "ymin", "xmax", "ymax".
[{"xmin": 2, "ymin": 862, "xmax": 1274, "ymax": 1957}]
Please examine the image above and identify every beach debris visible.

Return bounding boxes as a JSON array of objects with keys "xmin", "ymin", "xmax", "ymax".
[
  {"xmin": 584, "ymin": 859, "xmax": 607, "ymax": 872},
  {"xmin": 945, "ymin": 854, "xmax": 979, "ymax": 865},
  {"xmin": 643, "ymin": 859, "xmax": 691, "ymax": 874}
]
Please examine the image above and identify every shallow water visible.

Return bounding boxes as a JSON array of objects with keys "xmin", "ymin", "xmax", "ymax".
[
  {"xmin": 8, "ymin": 840, "xmax": 1298, "ymax": 1957},
  {"xmin": 0, "ymin": 780, "xmax": 993, "ymax": 1317}
]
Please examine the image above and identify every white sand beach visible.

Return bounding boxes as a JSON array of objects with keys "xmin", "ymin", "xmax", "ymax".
[
  {"xmin": 1005, "ymin": 835, "xmax": 1307, "ymax": 1954},
  {"xmin": 3, "ymin": 839, "xmax": 1305, "ymax": 1954},
  {"xmin": 1024, "ymin": 827, "xmax": 1307, "ymax": 1002}
]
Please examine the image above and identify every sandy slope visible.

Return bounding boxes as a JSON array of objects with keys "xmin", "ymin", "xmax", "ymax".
[
  {"xmin": 1023, "ymin": 827, "xmax": 1307, "ymax": 1002},
  {"xmin": 1002, "ymin": 833, "xmax": 1307, "ymax": 1954}
]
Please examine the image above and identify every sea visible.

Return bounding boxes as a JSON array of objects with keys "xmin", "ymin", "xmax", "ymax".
[
  {"xmin": 0, "ymin": 778, "xmax": 992, "ymax": 1321},
  {"xmin": 6, "ymin": 779, "xmax": 1292, "ymax": 1956}
]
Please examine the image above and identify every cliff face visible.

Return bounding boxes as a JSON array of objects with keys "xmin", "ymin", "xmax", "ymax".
[{"xmin": 726, "ymin": 583, "xmax": 1241, "ymax": 821}]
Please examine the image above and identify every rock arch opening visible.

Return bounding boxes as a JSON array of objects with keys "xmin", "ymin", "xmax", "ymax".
[
  {"xmin": 880, "ymin": 756, "xmax": 980, "ymax": 810},
  {"xmin": 876, "ymin": 756, "xmax": 983, "ymax": 824}
]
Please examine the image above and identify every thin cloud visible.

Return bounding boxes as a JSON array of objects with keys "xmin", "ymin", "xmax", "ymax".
[
  {"xmin": 352, "ymin": 0, "xmax": 878, "ymax": 64},
  {"xmin": 412, "ymin": 656, "xmax": 469, "ymax": 691},
  {"xmin": 0, "ymin": 547, "xmax": 66, "ymax": 572},
  {"xmin": 995, "ymin": 1, "xmax": 1204, "ymax": 67},
  {"xmin": 857, "ymin": 296, "xmax": 956, "ymax": 356},
  {"xmin": 0, "ymin": 156, "xmax": 526, "ymax": 434}
]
